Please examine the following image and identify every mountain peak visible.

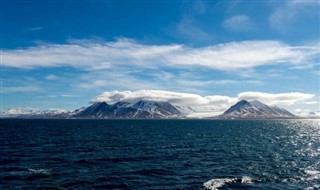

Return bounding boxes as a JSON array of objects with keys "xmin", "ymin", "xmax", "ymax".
[
  {"xmin": 249, "ymin": 99, "xmax": 263, "ymax": 104},
  {"xmin": 221, "ymin": 99, "xmax": 296, "ymax": 119},
  {"xmin": 239, "ymin": 99, "xmax": 249, "ymax": 104},
  {"xmin": 248, "ymin": 100, "xmax": 267, "ymax": 107},
  {"xmin": 75, "ymin": 100, "xmax": 182, "ymax": 119},
  {"xmin": 223, "ymin": 100, "xmax": 248, "ymax": 115}
]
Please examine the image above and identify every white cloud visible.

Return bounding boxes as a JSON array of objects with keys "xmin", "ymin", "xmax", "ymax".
[
  {"xmin": 223, "ymin": 14, "xmax": 254, "ymax": 31},
  {"xmin": 305, "ymin": 101, "xmax": 319, "ymax": 105},
  {"xmin": 91, "ymin": 90, "xmax": 315, "ymax": 112},
  {"xmin": 60, "ymin": 94, "xmax": 79, "ymax": 98},
  {"xmin": 2, "ymin": 39, "xmax": 317, "ymax": 71},
  {"xmin": 45, "ymin": 74, "xmax": 59, "ymax": 80},
  {"xmin": 170, "ymin": 41, "xmax": 318, "ymax": 70},
  {"xmin": 237, "ymin": 92, "xmax": 315, "ymax": 105},
  {"xmin": 295, "ymin": 108, "xmax": 320, "ymax": 117}
]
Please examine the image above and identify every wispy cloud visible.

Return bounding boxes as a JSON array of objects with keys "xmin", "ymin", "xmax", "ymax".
[
  {"xmin": 223, "ymin": 14, "xmax": 254, "ymax": 31},
  {"xmin": 175, "ymin": 79, "xmax": 264, "ymax": 87},
  {"xmin": 1, "ymin": 86, "xmax": 42, "ymax": 93},
  {"xmin": 176, "ymin": 17, "xmax": 213, "ymax": 41},
  {"xmin": 269, "ymin": 0, "xmax": 320, "ymax": 32},
  {"xmin": 30, "ymin": 26, "xmax": 43, "ymax": 31},
  {"xmin": 37, "ymin": 94, "xmax": 80, "ymax": 98},
  {"xmin": 2, "ymin": 38, "xmax": 318, "ymax": 71},
  {"xmin": 76, "ymin": 71, "xmax": 164, "ymax": 91},
  {"xmin": 311, "ymin": 70, "xmax": 320, "ymax": 76},
  {"xmin": 192, "ymin": 0, "xmax": 207, "ymax": 14},
  {"xmin": 305, "ymin": 101, "xmax": 318, "ymax": 105},
  {"xmin": 45, "ymin": 74, "xmax": 59, "ymax": 80}
]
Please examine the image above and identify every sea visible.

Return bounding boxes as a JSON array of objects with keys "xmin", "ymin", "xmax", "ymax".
[{"xmin": 0, "ymin": 119, "xmax": 319, "ymax": 190}]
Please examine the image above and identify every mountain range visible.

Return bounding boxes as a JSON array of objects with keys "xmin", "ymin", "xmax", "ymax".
[{"xmin": 1, "ymin": 99, "xmax": 299, "ymax": 119}]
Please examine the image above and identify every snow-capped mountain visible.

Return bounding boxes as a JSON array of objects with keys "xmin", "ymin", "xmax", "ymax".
[
  {"xmin": 219, "ymin": 100, "xmax": 296, "ymax": 119},
  {"xmin": 1, "ymin": 108, "xmax": 71, "ymax": 118},
  {"xmin": 75, "ymin": 100, "xmax": 182, "ymax": 118},
  {"xmin": 1, "ymin": 99, "xmax": 299, "ymax": 119}
]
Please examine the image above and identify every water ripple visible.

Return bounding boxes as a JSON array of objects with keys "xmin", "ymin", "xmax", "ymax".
[{"xmin": 0, "ymin": 119, "xmax": 319, "ymax": 189}]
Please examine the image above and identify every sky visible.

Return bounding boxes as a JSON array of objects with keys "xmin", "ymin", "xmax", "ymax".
[{"xmin": 1, "ymin": 0, "xmax": 320, "ymax": 116}]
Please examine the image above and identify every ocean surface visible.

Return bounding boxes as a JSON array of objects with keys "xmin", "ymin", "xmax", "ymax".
[{"xmin": 0, "ymin": 119, "xmax": 319, "ymax": 190}]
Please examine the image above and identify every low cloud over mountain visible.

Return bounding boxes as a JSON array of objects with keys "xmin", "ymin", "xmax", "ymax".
[{"xmin": 92, "ymin": 90, "xmax": 315, "ymax": 112}]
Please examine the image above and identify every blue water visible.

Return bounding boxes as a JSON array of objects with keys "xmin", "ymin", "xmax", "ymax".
[{"xmin": 0, "ymin": 119, "xmax": 319, "ymax": 190}]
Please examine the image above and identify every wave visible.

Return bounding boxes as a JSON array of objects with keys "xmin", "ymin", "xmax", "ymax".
[
  {"xmin": 28, "ymin": 168, "xmax": 51, "ymax": 175},
  {"xmin": 304, "ymin": 185, "xmax": 320, "ymax": 190},
  {"xmin": 305, "ymin": 170, "xmax": 320, "ymax": 175},
  {"xmin": 203, "ymin": 176, "xmax": 254, "ymax": 190},
  {"xmin": 7, "ymin": 168, "xmax": 51, "ymax": 178}
]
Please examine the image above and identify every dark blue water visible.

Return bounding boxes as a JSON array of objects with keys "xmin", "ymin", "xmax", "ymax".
[{"xmin": 0, "ymin": 119, "xmax": 319, "ymax": 190}]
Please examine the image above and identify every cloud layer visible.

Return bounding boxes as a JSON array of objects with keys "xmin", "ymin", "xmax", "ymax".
[
  {"xmin": 2, "ymin": 39, "xmax": 318, "ymax": 71},
  {"xmin": 237, "ymin": 92, "xmax": 315, "ymax": 105},
  {"xmin": 92, "ymin": 90, "xmax": 236, "ymax": 111},
  {"xmin": 91, "ymin": 90, "xmax": 315, "ymax": 112}
]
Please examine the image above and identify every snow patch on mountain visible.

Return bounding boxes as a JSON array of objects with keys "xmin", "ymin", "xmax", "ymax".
[{"xmin": 174, "ymin": 105, "xmax": 196, "ymax": 114}]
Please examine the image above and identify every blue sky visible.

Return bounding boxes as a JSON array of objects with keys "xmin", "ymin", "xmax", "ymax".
[{"xmin": 1, "ymin": 0, "xmax": 320, "ymax": 115}]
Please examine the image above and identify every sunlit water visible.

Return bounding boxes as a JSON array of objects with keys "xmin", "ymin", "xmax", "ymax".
[{"xmin": 0, "ymin": 119, "xmax": 319, "ymax": 189}]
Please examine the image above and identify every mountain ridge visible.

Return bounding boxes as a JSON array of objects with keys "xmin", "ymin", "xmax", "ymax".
[
  {"xmin": 1, "ymin": 99, "xmax": 299, "ymax": 119},
  {"xmin": 74, "ymin": 100, "xmax": 183, "ymax": 119}
]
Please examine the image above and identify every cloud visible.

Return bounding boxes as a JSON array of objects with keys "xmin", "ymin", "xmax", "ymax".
[
  {"xmin": 1, "ymin": 86, "xmax": 42, "ymax": 93},
  {"xmin": 176, "ymin": 17, "xmax": 212, "ymax": 41},
  {"xmin": 76, "ymin": 71, "xmax": 164, "ymax": 90},
  {"xmin": 269, "ymin": 0, "xmax": 320, "ymax": 32},
  {"xmin": 305, "ymin": 101, "xmax": 318, "ymax": 105},
  {"xmin": 45, "ymin": 74, "xmax": 59, "ymax": 80},
  {"xmin": 91, "ymin": 90, "xmax": 315, "ymax": 112},
  {"xmin": 294, "ymin": 108, "xmax": 320, "ymax": 117},
  {"xmin": 237, "ymin": 92, "xmax": 315, "ymax": 105},
  {"xmin": 37, "ymin": 94, "xmax": 80, "ymax": 98},
  {"xmin": 2, "ymin": 39, "xmax": 318, "ymax": 71},
  {"xmin": 91, "ymin": 90, "xmax": 237, "ymax": 112},
  {"xmin": 170, "ymin": 41, "xmax": 318, "ymax": 70},
  {"xmin": 175, "ymin": 79, "xmax": 264, "ymax": 86},
  {"xmin": 193, "ymin": 0, "xmax": 207, "ymax": 14},
  {"xmin": 30, "ymin": 27, "xmax": 43, "ymax": 31},
  {"xmin": 223, "ymin": 14, "xmax": 254, "ymax": 31},
  {"xmin": 311, "ymin": 70, "xmax": 320, "ymax": 76}
]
